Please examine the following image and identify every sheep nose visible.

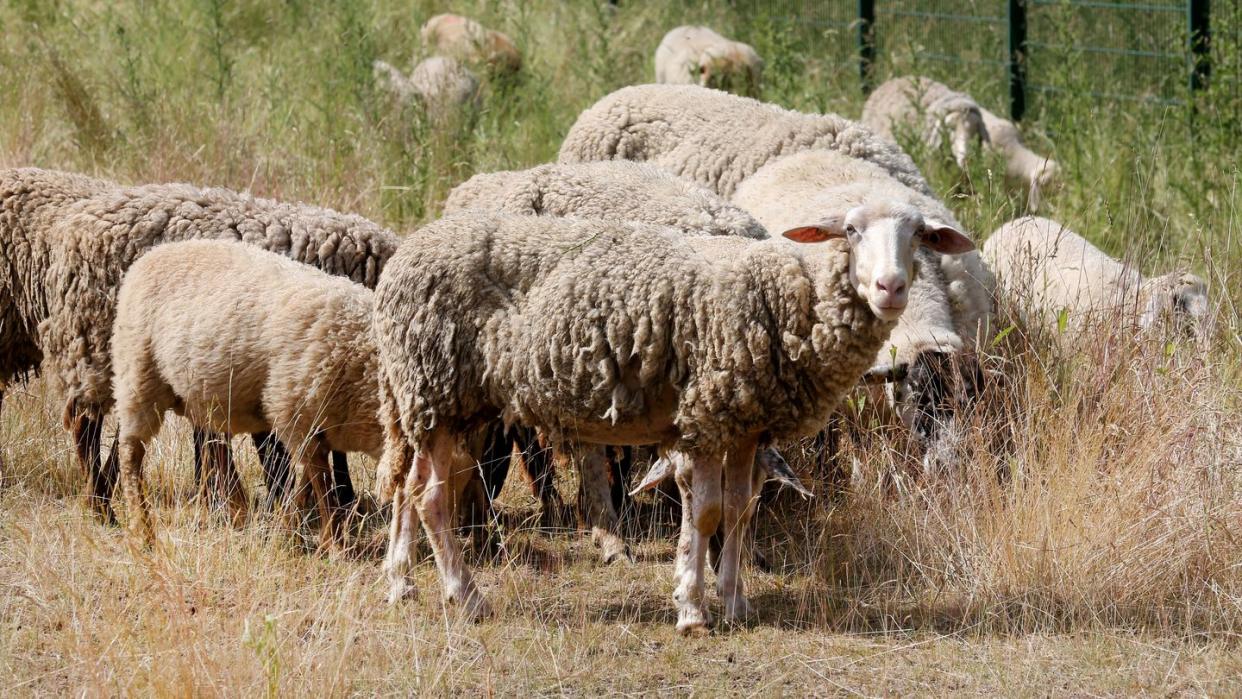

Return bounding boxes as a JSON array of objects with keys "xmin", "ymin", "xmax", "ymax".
[{"xmin": 876, "ymin": 275, "xmax": 907, "ymax": 296}]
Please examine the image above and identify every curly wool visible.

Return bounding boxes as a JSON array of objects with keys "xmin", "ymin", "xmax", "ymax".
[
  {"xmin": 31, "ymin": 175, "xmax": 397, "ymax": 422},
  {"xmin": 557, "ymin": 84, "xmax": 931, "ymax": 199},
  {"xmin": 444, "ymin": 161, "xmax": 767, "ymax": 239},
  {"xmin": 0, "ymin": 169, "xmax": 111, "ymax": 388},
  {"xmin": 112, "ymin": 240, "xmax": 382, "ymax": 456},
  {"xmin": 732, "ymin": 149, "xmax": 995, "ymax": 353},
  {"xmin": 374, "ymin": 211, "xmax": 894, "ymax": 458}
]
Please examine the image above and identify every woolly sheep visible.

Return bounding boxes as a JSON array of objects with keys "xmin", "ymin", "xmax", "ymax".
[
  {"xmin": 374, "ymin": 209, "xmax": 974, "ymax": 631},
  {"xmin": 420, "ymin": 13, "xmax": 521, "ymax": 75},
  {"xmin": 373, "ymin": 56, "xmax": 480, "ymax": 119},
  {"xmin": 557, "ymin": 84, "xmax": 932, "ymax": 199},
  {"xmin": 979, "ymin": 108, "xmax": 1060, "ymax": 212},
  {"xmin": 983, "ymin": 216, "xmax": 1208, "ymax": 338},
  {"xmin": 654, "ymin": 26, "xmax": 763, "ymax": 96},
  {"xmin": 112, "ymin": 240, "xmax": 386, "ymax": 549},
  {"xmin": 1, "ymin": 169, "xmax": 397, "ymax": 521},
  {"xmin": 861, "ymin": 76, "xmax": 988, "ymax": 168}
]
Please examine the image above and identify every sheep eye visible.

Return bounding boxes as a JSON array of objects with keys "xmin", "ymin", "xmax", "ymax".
[{"xmin": 845, "ymin": 224, "xmax": 858, "ymax": 236}]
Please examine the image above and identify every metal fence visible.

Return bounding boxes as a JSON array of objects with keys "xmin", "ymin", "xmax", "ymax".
[{"xmin": 759, "ymin": 0, "xmax": 1239, "ymax": 122}]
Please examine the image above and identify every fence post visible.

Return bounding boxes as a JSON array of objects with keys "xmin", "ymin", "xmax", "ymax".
[
  {"xmin": 1007, "ymin": 0, "xmax": 1028, "ymax": 121},
  {"xmin": 1188, "ymin": 0, "xmax": 1211, "ymax": 91},
  {"xmin": 858, "ymin": 0, "xmax": 876, "ymax": 93}
]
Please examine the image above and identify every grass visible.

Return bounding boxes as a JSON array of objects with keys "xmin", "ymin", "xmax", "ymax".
[{"xmin": 1, "ymin": 0, "xmax": 1241, "ymax": 694}]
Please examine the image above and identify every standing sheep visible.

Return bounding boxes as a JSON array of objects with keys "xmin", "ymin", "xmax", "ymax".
[
  {"xmin": 373, "ymin": 56, "xmax": 481, "ymax": 120},
  {"xmin": 420, "ymin": 13, "xmax": 521, "ymax": 75},
  {"xmin": 374, "ymin": 209, "xmax": 974, "ymax": 632},
  {"xmin": 558, "ymin": 84, "xmax": 932, "ymax": 199},
  {"xmin": 112, "ymin": 241, "xmax": 386, "ymax": 549},
  {"xmin": 860, "ymin": 76, "xmax": 988, "ymax": 168},
  {"xmin": 733, "ymin": 148, "xmax": 995, "ymax": 469},
  {"xmin": 2, "ymin": 169, "xmax": 397, "ymax": 521},
  {"xmin": 983, "ymin": 216, "xmax": 1208, "ymax": 339},
  {"xmin": 654, "ymin": 26, "xmax": 763, "ymax": 96}
]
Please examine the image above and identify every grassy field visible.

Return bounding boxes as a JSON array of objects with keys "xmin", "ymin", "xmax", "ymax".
[{"xmin": 1, "ymin": 0, "xmax": 1240, "ymax": 694}]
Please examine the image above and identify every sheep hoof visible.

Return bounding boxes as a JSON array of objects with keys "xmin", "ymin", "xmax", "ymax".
[
  {"xmin": 386, "ymin": 581, "xmax": 417, "ymax": 605},
  {"xmin": 455, "ymin": 590, "xmax": 492, "ymax": 621},
  {"xmin": 723, "ymin": 595, "xmax": 753, "ymax": 623},
  {"xmin": 602, "ymin": 546, "xmax": 635, "ymax": 566},
  {"xmin": 675, "ymin": 607, "xmax": 713, "ymax": 636}
]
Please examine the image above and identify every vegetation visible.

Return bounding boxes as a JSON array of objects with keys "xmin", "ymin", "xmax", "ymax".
[{"xmin": 1, "ymin": 0, "xmax": 1238, "ymax": 694}]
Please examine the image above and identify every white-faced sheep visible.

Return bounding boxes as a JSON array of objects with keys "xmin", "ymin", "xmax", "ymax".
[
  {"xmin": 733, "ymin": 148, "xmax": 996, "ymax": 469},
  {"xmin": 374, "ymin": 209, "xmax": 974, "ymax": 632},
  {"xmin": 373, "ymin": 56, "xmax": 480, "ymax": 120},
  {"xmin": 420, "ymin": 13, "xmax": 521, "ymax": 75},
  {"xmin": 979, "ymin": 108, "xmax": 1061, "ymax": 211},
  {"xmin": 1, "ymin": 169, "xmax": 397, "ymax": 521},
  {"xmin": 557, "ymin": 84, "xmax": 932, "ymax": 199},
  {"xmin": 983, "ymin": 216, "xmax": 1208, "ymax": 340},
  {"xmin": 654, "ymin": 26, "xmax": 763, "ymax": 96},
  {"xmin": 861, "ymin": 76, "xmax": 988, "ymax": 168},
  {"xmin": 112, "ymin": 240, "xmax": 386, "ymax": 549}
]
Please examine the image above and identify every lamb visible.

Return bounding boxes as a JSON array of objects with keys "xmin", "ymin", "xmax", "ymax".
[
  {"xmin": 733, "ymin": 149, "xmax": 996, "ymax": 467},
  {"xmin": 419, "ymin": 13, "xmax": 521, "ymax": 75},
  {"xmin": 979, "ymin": 108, "xmax": 1060, "ymax": 211},
  {"xmin": 374, "ymin": 208, "xmax": 974, "ymax": 632},
  {"xmin": 1, "ymin": 169, "xmax": 397, "ymax": 521},
  {"xmin": 557, "ymin": 84, "xmax": 932, "ymax": 199},
  {"xmin": 112, "ymin": 240, "xmax": 386, "ymax": 549},
  {"xmin": 860, "ymin": 76, "xmax": 988, "ymax": 168},
  {"xmin": 654, "ymin": 26, "xmax": 763, "ymax": 96},
  {"xmin": 982, "ymin": 216, "xmax": 1208, "ymax": 339},
  {"xmin": 373, "ymin": 56, "xmax": 480, "ymax": 119}
]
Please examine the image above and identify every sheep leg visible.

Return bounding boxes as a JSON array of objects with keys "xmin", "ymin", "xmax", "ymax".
[
  {"xmin": 717, "ymin": 440, "xmax": 759, "ymax": 623},
  {"xmin": 709, "ymin": 458, "xmax": 770, "ymax": 574},
  {"xmin": 0, "ymin": 389, "xmax": 5, "ymax": 487},
  {"xmin": 572, "ymin": 444, "xmax": 633, "ymax": 564},
  {"xmin": 329, "ymin": 451, "xmax": 355, "ymax": 510},
  {"xmin": 525, "ymin": 429, "xmax": 568, "ymax": 527},
  {"xmin": 73, "ymin": 413, "xmax": 116, "ymax": 524},
  {"xmin": 118, "ymin": 434, "xmax": 156, "ymax": 547},
  {"xmin": 479, "ymin": 422, "xmax": 513, "ymax": 502},
  {"xmin": 383, "ymin": 468, "xmax": 422, "ymax": 604},
  {"xmin": 203, "ymin": 432, "xmax": 248, "ymax": 528},
  {"xmin": 672, "ymin": 451, "xmax": 723, "ymax": 635},
  {"xmin": 414, "ymin": 431, "xmax": 489, "ymax": 619},
  {"xmin": 302, "ymin": 444, "xmax": 341, "ymax": 553},
  {"xmin": 192, "ymin": 427, "xmax": 207, "ymax": 494},
  {"xmin": 252, "ymin": 431, "xmax": 293, "ymax": 510},
  {"xmin": 608, "ymin": 445, "xmax": 634, "ymax": 516}
]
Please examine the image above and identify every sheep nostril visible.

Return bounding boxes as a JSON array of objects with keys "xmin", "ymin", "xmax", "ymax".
[{"xmin": 877, "ymin": 277, "xmax": 906, "ymax": 296}]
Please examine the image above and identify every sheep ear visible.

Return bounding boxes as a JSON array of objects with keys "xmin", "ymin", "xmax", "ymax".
[
  {"xmin": 782, "ymin": 220, "xmax": 846, "ymax": 244},
  {"xmin": 918, "ymin": 221, "xmax": 975, "ymax": 254}
]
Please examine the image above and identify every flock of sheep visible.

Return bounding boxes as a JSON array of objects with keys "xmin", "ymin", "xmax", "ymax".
[{"xmin": 0, "ymin": 16, "xmax": 1211, "ymax": 635}]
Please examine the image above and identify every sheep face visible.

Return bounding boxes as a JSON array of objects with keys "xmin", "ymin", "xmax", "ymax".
[
  {"xmin": 782, "ymin": 203, "xmax": 976, "ymax": 321},
  {"xmin": 944, "ymin": 108, "xmax": 987, "ymax": 168},
  {"xmin": 1140, "ymin": 272, "xmax": 1209, "ymax": 338}
]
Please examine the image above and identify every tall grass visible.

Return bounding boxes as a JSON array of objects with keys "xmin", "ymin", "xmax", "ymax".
[{"xmin": 0, "ymin": 0, "xmax": 1240, "ymax": 693}]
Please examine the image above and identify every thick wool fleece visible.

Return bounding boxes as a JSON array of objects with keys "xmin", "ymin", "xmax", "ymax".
[
  {"xmin": 374, "ymin": 211, "xmax": 895, "ymax": 459},
  {"xmin": 0, "ymin": 168, "xmax": 110, "ymax": 387},
  {"xmin": 35, "ymin": 177, "xmax": 397, "ymax": 422},
  {"xmin": 112, "ymin": 240, "xmax": 382, "ymax": 455},
  {"xmin": 444, "ymin": 161, "xmax": 767, "ymax": 239},
  {"xmin": 733, "ymin": 149, "xmax": 995, "ymax": 352},
  {"xmin": 860, "ymin": 76, "xmax": 986, "ymax": 148},
  {"xmin": 557, "ymin": 84, "xmax": 931, "ymax": 199}
]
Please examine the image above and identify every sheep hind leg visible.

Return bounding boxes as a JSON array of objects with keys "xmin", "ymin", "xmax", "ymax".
[
  {"xmin": 672, "ymin": 451, "xmax": 723, "ymax": 635},
  {"xmin": 716, "ymin": 440, "xmax": 759, "ymax": 623},
  {"xmin": 73, "ymin": 413, "xmax": 116, "ymax": 524},
  {"xmin": 301, "ymin": 443, "xmax": 342, "ymax": 553},
  {"xmin": 329, "ymin": 451, "xmax": 355, "ymax": 510},
  {"xmin": 572, "ymin": 444, "xmax": 633, "ymax": 565},
  {"xmin": 415, "ymin": 431, "xmax": 490, "ymax": 619},
  {"xmin": 252, "ymin": 431, "xmax": 293, "ymax": 511},
  {"xmin": 202, "ymin": 432, "xmax": 248, "ymax": 528},
  {"xmin": 383, "ymin": 471, "xmax": 421, "ymax": 604}
]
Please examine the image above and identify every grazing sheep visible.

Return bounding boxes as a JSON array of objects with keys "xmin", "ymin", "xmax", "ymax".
[
  {"xmin": 420, "ymin": 13, "xmax": 521, "ymax": 75},
  {"xmin": 1, "ymin": 169, "xmax": 397, "ymax": 521},
  {"xmin": 860, "ymin": 76, "xmax": 988, "ymax": 168},
  {"xmin": 374, "ymin": 209, "xmax": 974, "ymax": 631},
  {"xmin": 654, "ymin": 26, "xmax": 763, "ymax": 96},
  {"xmin": 558, "ymin": 84, "xmax": 932, "ymax": 199},
  {"xmin": 113, "ymin": 240, "xmax": 385, "ymax": 549},
  {"xmin": 979, "ymin": 108, "xmax": 1060, "ymax": 211},
  {"xmin": 373, "ymin": 56, "xmax": 480, "ymax": 119},
  {"xmin": 983, "ymin": 216, "xmax": 1208, "ymax": 339}
]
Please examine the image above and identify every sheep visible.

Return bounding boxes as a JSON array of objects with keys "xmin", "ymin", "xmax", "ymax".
[
  {"xmin": 1, "ymin": 169, "xmax": 397, "ymax": 521},
  {"xmin": 374, "ymin": 208, "xmax": 975, "ymax": 631},
  {"xmin": 733, "ymin": 149, "xmax": 996, "ymax": 469},
  {"xmin": 420, "ymin": 13, "xmax": 521, "ymax": 75},
  {"xmin": 557, "ymin": 84, "xmax": 932, "ymax": 199},
  {"xmin": 373, "ymin": 56, "xmax": 480, "ymax": 119},
  {"xmin": 982, "ymin": 216, "xmax": 1208, "ymax": 339},
  {"xmin": 860, "ymin": 76, "xmax": 988, "ymax": 168},
  {"xmin": 112, "ymin": 240, "xmax": 386, "ymax": 549},
  {"xmin": 978, "ymin": 108, "xmax": 1060, "ymax": 212},
  {"xmin": 654, "ymin": 26, "xmax": 763, "ymax": 96}
]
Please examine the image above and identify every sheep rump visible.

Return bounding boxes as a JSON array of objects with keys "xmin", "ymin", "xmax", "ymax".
[
  {"xmin": 653, "ymin": 26, "xmax": 763, "ymax": 95},
  {"xmin": 557, "ymin": 84, "xmax": 931, "ymax": 199}
]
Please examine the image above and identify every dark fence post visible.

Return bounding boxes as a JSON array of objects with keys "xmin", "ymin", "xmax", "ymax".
[
  {"xmin": 1189, "ymin": 0, "xmax": 1211, "ymax": 91},
  {"xmin": 858, "ymin": 0, "xmax": 876, "ymax": 93},
  {"xmin": 1007, "ymin": 0, "xmax": 1028, "ymax": 121}
]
